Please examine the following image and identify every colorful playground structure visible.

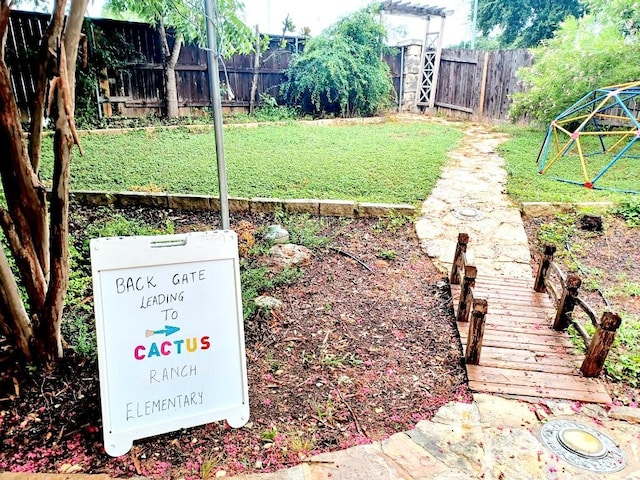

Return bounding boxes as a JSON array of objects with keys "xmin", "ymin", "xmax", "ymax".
[{"xmin": 537, "ymin": 81, "xmax": 640, "ymax": 193}]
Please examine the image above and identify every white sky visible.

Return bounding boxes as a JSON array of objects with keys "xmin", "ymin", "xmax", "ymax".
[
  {"xmin": 241, "ymin": 0, "xmax": 473, "ymax": 47},
  {"xmin": 83, "ymin": 0, "xmax": 473, "ymax": 47}
]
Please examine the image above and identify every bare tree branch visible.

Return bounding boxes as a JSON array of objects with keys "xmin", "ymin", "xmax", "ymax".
[
  {"xmin": 28, "ymin": 0, "xmax": 68, "ymax": 173},
  {"xmin": 0, "ymin": 248, "xmax": 33, "ymax": 361}
]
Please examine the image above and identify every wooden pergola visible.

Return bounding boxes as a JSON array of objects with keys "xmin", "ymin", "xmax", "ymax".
[{"xmin": 380, "ymin": 1, "xmax": 450, "ymax": 110}]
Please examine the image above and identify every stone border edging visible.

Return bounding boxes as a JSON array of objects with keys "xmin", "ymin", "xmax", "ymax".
[
  {"xmin": 70, "ymin": 190, "xmax": 416, "ymax": 218},
  {"xmin": 75, "ymin": 116, "xmax": 389, "ymax": 136},
  {"xmin": 520, "ymin": 201, "xmax": 615, "ymax": 217}
]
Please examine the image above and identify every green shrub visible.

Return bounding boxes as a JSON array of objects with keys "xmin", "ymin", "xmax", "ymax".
[
  {"xmin": 282, "ymin": 8, "xmax": 395, "ymax": 117},
  {"xmin": 510, "ymin": 16, "xmax": 640, "ymax": 125}
]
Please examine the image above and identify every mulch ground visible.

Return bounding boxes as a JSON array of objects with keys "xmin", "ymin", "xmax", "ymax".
[{"xmin": 0, "ymin": 207, "xmax": 470, "ymax": 478}]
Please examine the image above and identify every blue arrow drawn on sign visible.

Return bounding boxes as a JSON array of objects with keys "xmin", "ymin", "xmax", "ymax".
[{"xmin": 145, "ymin": 325, "xmax": 181, "ymax": 337}]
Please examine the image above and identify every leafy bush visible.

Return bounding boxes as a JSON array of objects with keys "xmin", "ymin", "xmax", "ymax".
[
  {"xmin": 510, "ymin": 15, "xmax": 640, "ymax": 125},
  {"xmin": 605, "ymin": 313, "xmax": 640, "ymax": 386},
  {"xmin": 253, "ymin": 94, "xmax": 299, "ymax": 122},
  {"xmin": 282, "ymin": 8, "xmax": 395, "ymax": 117},
  {"xmin": 614, "ymin": 197, "xmax": 640, "ymax": 227}
]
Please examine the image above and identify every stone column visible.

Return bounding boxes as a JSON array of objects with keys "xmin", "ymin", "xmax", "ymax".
[{"xmin": 398, "ymin": 41, "xmax": 423, "ymax": 113}]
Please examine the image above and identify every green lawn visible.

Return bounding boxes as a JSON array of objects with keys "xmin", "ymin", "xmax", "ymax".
[
  {"xmin": 498, "ymin": 125, "xmax": 638, "ymax": 203},
  {"xmin": 39, "ymin": 121, "xmax": 464, "ymax": 205},
  {"xmin": 39, "ymin": 120, "xmax": 638, "ymax": 205}
]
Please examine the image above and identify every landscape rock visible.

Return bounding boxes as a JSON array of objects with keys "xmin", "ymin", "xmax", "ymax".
[
  {"xmin": 609, "ymin": 405, "xmax": 640, "ymax": 424},
  {"xmin": 267, "ymin": 244, "xmax": 312, "ymax": 272},
  {"xmin": 579, "ymin": 214, "xmax": 603, "ymax": 232},
  {"xmin": 254, "ymin": 295, "xmax": 283, "ymax": 311}
]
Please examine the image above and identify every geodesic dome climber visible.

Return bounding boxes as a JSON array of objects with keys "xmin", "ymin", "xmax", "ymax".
[{"xmin": 537, "ymin": 81, "xmax": 640, "ymax": 194}]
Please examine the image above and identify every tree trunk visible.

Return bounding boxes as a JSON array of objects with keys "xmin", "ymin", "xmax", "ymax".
[
  {"xmin": 0, "ymin": 0, "xmax": 88, "ymax": 364},
  {"xmin": 158, "ymin": 23, "xmax": 182, "ymax": 119},
  {"xmin": 249, "ymin": 25, "xmax": 260, "ymax": 115},
  {"xmin": 36, "ymin": 0, "xmax": 89, "ymax": 362}
]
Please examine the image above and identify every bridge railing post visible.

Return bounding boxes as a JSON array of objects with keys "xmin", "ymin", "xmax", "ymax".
[
  {"xmin": 450, "ymin": 233, "xmax": 469, "ymax": 285},
  {"xmin": 553, "ymin": 273, "xmax": 581, "ymax": 331},
  {"xmin": 465, "ymin": 299, "xmax": 488, "ymax": 365},
  {"xmin": 534, "ymin": 244, "xmax": 557, "ymax": 293},
  {"xmin": 457, "ymin": 265, "xmax": 477, "ymax": 323},
  {"xmin": 580, "ymin": 312, "xmax": 622, "ymax": 377}
]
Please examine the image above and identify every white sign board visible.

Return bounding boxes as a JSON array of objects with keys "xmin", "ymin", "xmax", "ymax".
[{"xmin": 90, "ymin": 231, "xmax": 249, "ymax": 457}]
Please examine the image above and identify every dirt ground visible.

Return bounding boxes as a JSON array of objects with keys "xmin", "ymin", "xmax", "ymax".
[{"xmin": 0, "ymin": 207, "xmax": 470, "ymax": 478}]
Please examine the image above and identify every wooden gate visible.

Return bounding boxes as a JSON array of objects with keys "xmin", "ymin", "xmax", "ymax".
[{"xmin": 434, "ymin": 49, "xmax": 534, "ymax": 121}]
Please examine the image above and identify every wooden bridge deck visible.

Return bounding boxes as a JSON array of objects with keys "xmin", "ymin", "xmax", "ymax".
[{"xmin": 451, "ymin": 275, "xmax": 611, "ymax": 404}]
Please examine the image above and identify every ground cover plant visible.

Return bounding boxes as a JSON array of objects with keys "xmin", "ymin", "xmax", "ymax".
[
  {"xmin": 0, "ymin": 205, "xmax": 470, "ymax": 477},
  {"xmin": 37, "ymin": 120, "xmax": 462, "ymax": 204},
  {"xmin": 498, "ymin": 125, "xmax": 638, "ymax": 203}
]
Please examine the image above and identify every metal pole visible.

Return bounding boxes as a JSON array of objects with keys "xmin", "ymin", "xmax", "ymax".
[
  {"xmin": 204, "ymin": 0, "xmax": 230, "ymax": 230},
  {"xmin": 398, "ymin": 45, "xmax": 404, "ymax": 112},
  {"xmin": 471, "ymin": 0, "xmax": 478, "ymax": 49}
]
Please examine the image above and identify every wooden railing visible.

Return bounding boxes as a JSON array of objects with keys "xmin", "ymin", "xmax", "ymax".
[
  {"xmin": 534, "ymin": 245, "xmax": 622, "ymax": 377},
  {"xmin": 450, "ymin": 233, "xmax": 488, "ymax": 365}
]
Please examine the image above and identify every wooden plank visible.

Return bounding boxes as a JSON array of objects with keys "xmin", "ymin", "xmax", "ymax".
[
  {"xmin": 461, "ymin": 338, "xmax": 575, "ymax": 355},
  {"xmin": 456, "ymin": 304, "xmax": 552, "ymax": 320},
  {"xmin": 471, "ymin": 346, "xmax": 578, "ymax": 367},
  {"xmin": 434, "ymin": 101, "xmax": 474, "ymax": 114},
  {"xmin": 472, "ymin": 359, "xmax": 579, "ymax": 376},
  {"xmin": 458, "ymin": 324, "xmax": 575, "ymax": 347},
  {"xmin": 468, "ymin": 381, "xmax": 611, "ymax": 404},
  {"xmin": 466, "ymin": 365, "xmax": 606, "ymax": 394},
  {"xmin": 474, "ymin": 297, "xmax": 554, "ymax": 309},
  {"xmin": 452, "ymin": 286, "xmax": 553, "ymax": 302},
  {"xmin": 482, "ymin": 323, "xmax": 559, "ymax": 336}
]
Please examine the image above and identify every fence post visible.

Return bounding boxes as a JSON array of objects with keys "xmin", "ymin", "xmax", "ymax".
[
  {"xmin": 457, "ymin": 265, "xmax": 477, "ymax": 323},
  {"xmin": 466, "ymin": 299, "xmax": 488, "ymax": 365},
  {"xmin": 580, "ymin": 312, "xmax": 622, "ymax": 377},
  {"xmin": 450, "ymin": 233, "xmax": 469, "ymax": 285},
  {"xmin": 552, "ymin": 273, "xmax": 581, "ymax": 330},
  {"xmin": 534, "ymin": 245, "xmax": 556, "ymax": 293}
]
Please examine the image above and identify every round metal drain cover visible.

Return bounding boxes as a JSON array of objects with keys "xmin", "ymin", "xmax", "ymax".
[
  {"xmin": 451, "ymin": 207, "xmax": 484, "ymax": 221},
  {"xmin": 540, "ymin": 419, "xmax": 626, "ymax": 472}
]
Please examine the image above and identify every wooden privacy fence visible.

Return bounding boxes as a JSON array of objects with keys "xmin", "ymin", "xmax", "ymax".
[
  {"xmin": 7, "ymin": 10, "xmax": 528, "ymax": 122},
  {"xmin": 534, "ymin": 245, "xmax": 622, "ymax": 377},
  {"xmin": 6, "ymin": 10, "xmax": 404, "ymax": 119},
  {"xmin": 449, "ymin": 233, "xmax": 488, "ymax": 365},
  {"xmin": 433, "ymin": 48, "xmax": 534, "ymax": 121},
  {"xmin": 5, "ymin": 10, "xmax": 307, "ymax": 118}
]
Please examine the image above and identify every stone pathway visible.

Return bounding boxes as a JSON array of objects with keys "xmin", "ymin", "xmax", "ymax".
[
  {"xmin": 415, "ymin": 124, "xmax": 532, "ymax": 279},
  {"xmin": 224, "ymin": 394, "xmax": 640, "ymax": 479}
]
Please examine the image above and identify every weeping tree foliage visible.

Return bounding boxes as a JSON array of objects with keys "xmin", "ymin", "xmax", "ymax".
[
  {"xmin": 476, "ymin": 0, "xmax": 584, "ymax": 48},
  {"xmin": 510, "ymin": 0, "xmax": 640, "ymax": 124},
  {"xmin": 0, "ymin": 0, "xmax": 89, "ymax": 365},
  {"xmin": 104, "ymin": 0, "xmax": 252, "ymax": 118},
  {"xmin": 282, "ymin": 7, "xmax": 395, "ymax": 117}
]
